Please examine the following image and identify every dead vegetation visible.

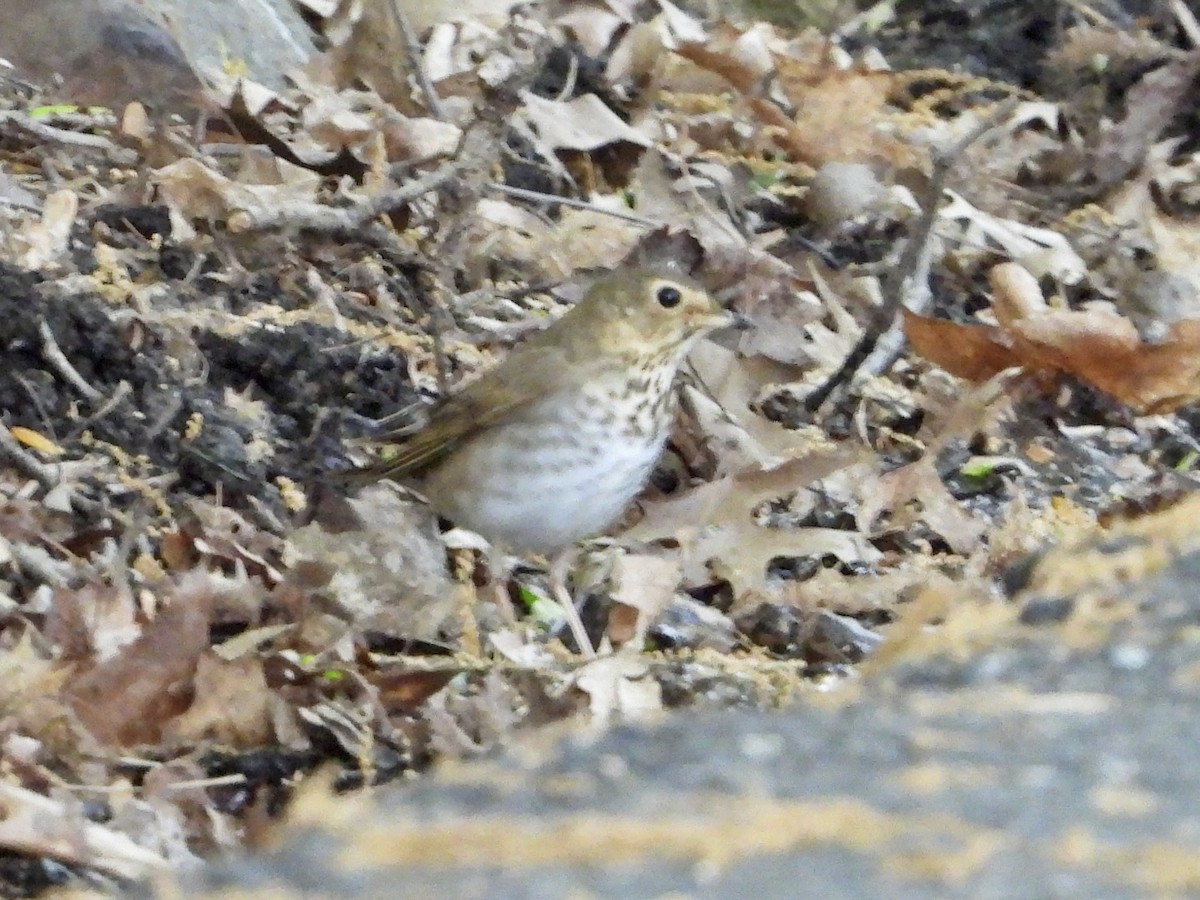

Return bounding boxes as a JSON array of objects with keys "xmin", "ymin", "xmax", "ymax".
[{"xmin": 0, "ymin": 0, "xmax": 1197, "ymax": 893}]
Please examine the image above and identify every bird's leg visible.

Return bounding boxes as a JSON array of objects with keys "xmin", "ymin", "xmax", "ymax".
[
  {"xmin": 482, "ymin": 552, "xmax": 519, "ymax": 626},
  {"xmin": 549, "ymin": 548, "xmax": 596, "ymax": 659}
]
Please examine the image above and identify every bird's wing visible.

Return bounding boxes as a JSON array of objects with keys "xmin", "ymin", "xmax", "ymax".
[{"xmin": 337, "ymin": 340, "xmax": 574, "ymax": 485}]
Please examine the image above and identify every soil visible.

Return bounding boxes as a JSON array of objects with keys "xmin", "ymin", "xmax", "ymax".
[{"xmin": 0, "ymin": 0, "xmax": 1197, "ymax": 896}]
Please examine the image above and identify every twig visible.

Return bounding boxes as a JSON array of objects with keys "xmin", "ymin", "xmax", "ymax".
[
  {"xmin": 161, "ymin": 773, "xmax": 248, "ymax": 792},
  {"xmin": 39, "ymin": 319, "xmax": 103, "ymax": 403},
  {"xmin": 142, "ymin": 390, "xmax": 183, "ymax": 444},
  {"xmin": 71, "ymin": 381, "xmax": 132, "ymax": 435},
  {"xmin": 236, "ymin": 158, "xmax": 464, "ymax": 232},
  {"xmin": 0, "ymin": 421, "xmax": 102, "ymax": 514},
  {"xmin": 0, "ymin": 111, "xmax": 136, "ymax": 163},
  {"xmin": 246, "ymin": 493, "xmax": 288, "ymax": 534},
  {"xmin": 13, "ymin": 373, "xmax": 57, "ymax": 436},
  {"xmin": 553, "ymin": 52, "xmax": 579, "ymax": 102},
  {"xmin": 804, "ymin": 97, "xmax": 1020, "ymax": 414},
  {"xmin": 0, "ymin": 781, "xmax": 168, "ymax": 881},
  {"xmin": 390, "ymin": 2, "xmax": 446, "ymax": 118},
  {"xmin": 0, "ymin": 421, "xmax": 57, "ymax": 487},
  {"xmin": 486, "ymin": 182, "xmax": 662, "ymax": 227},
  {"xmin": 12, "ymin": 540, "xmax": 78, "ymax": 586},
  {"xmin": 1172, "ymin": 0, "xmax": 1200, "ymax": 47},
  {"xmin": 789, "ymin": 232, "xmax": 843, "ymax": 270}
]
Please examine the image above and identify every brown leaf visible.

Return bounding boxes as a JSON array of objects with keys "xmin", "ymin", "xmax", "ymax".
[
  {"xmin": 288, "ymin": 487, "xmax": 459, "ymax": 640},
  {"xmin": 608, "ymin": 550, "xmax": 684, "ymax": 646},
  {"xmin": 64, "ymin": 576, "xmax": 212, "ymax": 747},
  {"xmin": 902, "ymin": 310, "xmax": 1020, "ymax": 382},
  {"xmin": 861, "ymin": 459, "xmax": 987, "ymax": 555},
  {"xmin": 164, "ymin": 653, "xmax": 275, "ymax": 747},
  {"xmin": 905, "ymin": 263, "xmax": 1200, "ymax": 413},
  {"xmin": 1089, "ymin": 50, "xmax": 1200, "ymax": 186},
  {"xmin": 676, "ymin": 38, "xmax": 914, "ymax": 168},
  {"xmin": 316, "ymin": 0, "xmax": 422, "ymax": 115},
  {"xmin": 628, "ymin": 450, "xmax": 876, "ymax": 599},
  {"xmin": 367, "ymin": 668, "xmax": 459, "ymax": 714},
  {"xmin": 519, "ymin": 92, "xmax": 652, "ymax": 153}
]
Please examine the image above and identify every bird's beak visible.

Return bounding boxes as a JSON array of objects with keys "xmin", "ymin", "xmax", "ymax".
[
  {"xmin": 724, "ymin": 309, "xmax": 754, "ymax": 331},
  {"xmin": 689, "ymin": 305, "xmax": 753, "ymax": 334},
  {"xmin": 702, "ymin": 308, "xmax": 752, "ymax": 332}
]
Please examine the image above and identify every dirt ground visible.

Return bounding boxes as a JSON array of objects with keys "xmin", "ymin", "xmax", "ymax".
[{"xmin": 0, "ymin": 0, "xmax": 1197, "ymax": 896}]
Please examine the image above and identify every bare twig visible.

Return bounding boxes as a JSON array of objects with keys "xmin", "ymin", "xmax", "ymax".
[
  {"xmin": 416, "ymin": 268, "xmax": 453, "ymax": 395},
  {"xmin": 0, "ymin": 421, "xmax": 101, "ymax": 515},
  {"xmin": 804, "ymin": 97, "xmax": 1020, "ymax": 414},
  {"xmin": 39, "ymin": 319, "xmax": 103, "ymax": 402},
  {"xmin": 553, "ymin": 52, "xmax": 579, "ymax": 102},
  {"xmin": 235, "ymin": 157, "xmax": 467, "ymax": 233},
  {"xmin": 0, "ymin": 781, "xmax": 168, "ymax": 881},
  {"xmin": 13, "ymin": 373, "xmax": 57, "ymax": 436},
  {"xmin": 390, "ymin": 2, "xmax": 446, "ymax": 118},
  {"xmin": 12, "ymin": 540, "xmax": 79, "ymax": 586},
  {"xmin": 69, "ymin": 380, "xmax": 132, "ymax": 435},
  {"xmin": 0, "ymin": 111, "xmax": 136, "ymax": 163},
  {"xmin": 0, "ymin": 421, "xmax": 57, "ymax": 487},
  {"xmin": 486, "ymin": 182, "xmax": 662, "ymax": 227},
  {"xmin": 1171, "ymin": 0, "xmax": 1200, "ymax": 47}
]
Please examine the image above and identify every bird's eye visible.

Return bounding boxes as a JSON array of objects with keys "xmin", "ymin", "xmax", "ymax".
[{"xmin": 657, "ymin": 286, "xmax": 682, "ymax": 308}]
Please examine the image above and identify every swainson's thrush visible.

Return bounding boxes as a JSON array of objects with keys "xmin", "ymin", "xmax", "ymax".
[{"xmin": 342, "ymin": 267, "xmax": 737, "ymax": 554}]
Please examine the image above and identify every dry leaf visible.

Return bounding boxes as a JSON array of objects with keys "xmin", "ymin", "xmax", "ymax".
[
  {"xmin": 63, "ymin": 575, "xmax": 213, "ymax": 747},
  {"xmin": 518, "ymin": 91, "xmax": 652, "ymax": 152},
  {"xmin": 572, "ymin": 655, "xmax": 663, "ymax": 726},
  {"xmin": 608, "ymin": 550, "xmax": 684, "ymax": 645},
  {"xmin": 164, "ymin": 653, "xmax": 276, "ymax": 747},
  {"xmin": 904, "ymin": 263, "xmax": 1200, "ymax": 413},
  {"xmin": 15, "ymin": 189, "xmax": 78, "ymax": 270}
]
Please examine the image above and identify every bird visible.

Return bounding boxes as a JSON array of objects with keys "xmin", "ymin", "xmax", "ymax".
[{"xmin": 339, "ymin": 266, "xmax": 741, "ymax": 653}]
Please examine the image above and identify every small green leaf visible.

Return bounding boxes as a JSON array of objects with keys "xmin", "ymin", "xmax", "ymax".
[
  {"xmin": 750, "ymin": 170, "xmax": 780, "ymax": 189},
  {"xmin": 28, "ymin": 104, "xmax": 83, "ymax": 119},
  {"xmin": 518, "ymin": 584, "xmax": 564, "ymax": 628},
  {"xmin": 515, "ymin": 584, "xmax": 540, "ymax": 611},
  {"xmin": 960, "ymin": 458, "xmax": 999, "ymax": 479}
]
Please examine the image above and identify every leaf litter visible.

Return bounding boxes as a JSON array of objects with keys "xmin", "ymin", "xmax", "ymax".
[{"xmin": 0, "ymin": 0, "xmax": 1196, "ymax": 892}]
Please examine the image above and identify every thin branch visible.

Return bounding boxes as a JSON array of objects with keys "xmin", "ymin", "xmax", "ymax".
[
  {"xmin": 1171, "ymin": 0, "xmax": 1200, "ymax": 47},
  {"xmin": 0, "ymin": 421, "xmax": 57, "ymax": 487},
  {"xmin": 0, "ymin": 111, "xmax": 136, "ymax": 163},
  {"xmin": 0, "ymin": 422, "xmax": 101, "ymax": 515},
  {"xmin": 235, "ymin": 157, "xmax": 467, "ymax": 233},
  {"xmin": 39, "ymin": 320, "xmax": 103, "ymax": 402},
  {"xmin": 71, "ymin": 381, "xmax": 133, "ymax": 434},
  {"xmin": 486, "ymin": 182, "xmax": 662, "ymax": 227},
  {"xmin": 391, "ymin": 2, "xmax": 446, "ymax": 118},
  {"xmin": 804, "ymin": 96, "xmax": 1020, "ymax": 414}
]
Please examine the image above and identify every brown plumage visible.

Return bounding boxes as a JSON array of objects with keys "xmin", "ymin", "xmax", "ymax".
[{"xmin": 341, "ymin": 268, "xmax": 734, "ymax": 554}]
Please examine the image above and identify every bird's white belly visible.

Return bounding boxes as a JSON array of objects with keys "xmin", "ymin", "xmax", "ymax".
[{"xmin": 424, "ymin": 395, "xmax": 669, "ymax": 554}]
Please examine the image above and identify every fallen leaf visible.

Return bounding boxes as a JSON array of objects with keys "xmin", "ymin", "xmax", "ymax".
[
  {"xmin": 904, "ymin": 263, "xmax": 1200, "ymax": 413},
  {"xmin": 63, "ymin": 575, "xmax": 213, "ymax": 747},
  {"xmin": 164, "ymin": 653, "xmax": 276, "ymax": 747}
]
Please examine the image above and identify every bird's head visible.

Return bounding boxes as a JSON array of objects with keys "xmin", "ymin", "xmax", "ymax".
[{"xmin": 576, "ymin": 267, "xmax": 740, "ymax": 359}]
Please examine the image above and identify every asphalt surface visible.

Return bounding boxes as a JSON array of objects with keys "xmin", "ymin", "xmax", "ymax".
[{"xmin": 185, "ymin": 498, "xmax": 1200, "ymax": 899}]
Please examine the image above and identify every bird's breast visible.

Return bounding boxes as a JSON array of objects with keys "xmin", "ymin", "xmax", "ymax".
[{"xmin": 420, "ymin": 372, "xmax": 677, "ymax": 554}]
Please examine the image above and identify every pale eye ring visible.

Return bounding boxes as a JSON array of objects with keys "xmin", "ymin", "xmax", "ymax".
[{"xmin": 657, "ymin": 286, "xmax": 682, "ymax": 308}]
